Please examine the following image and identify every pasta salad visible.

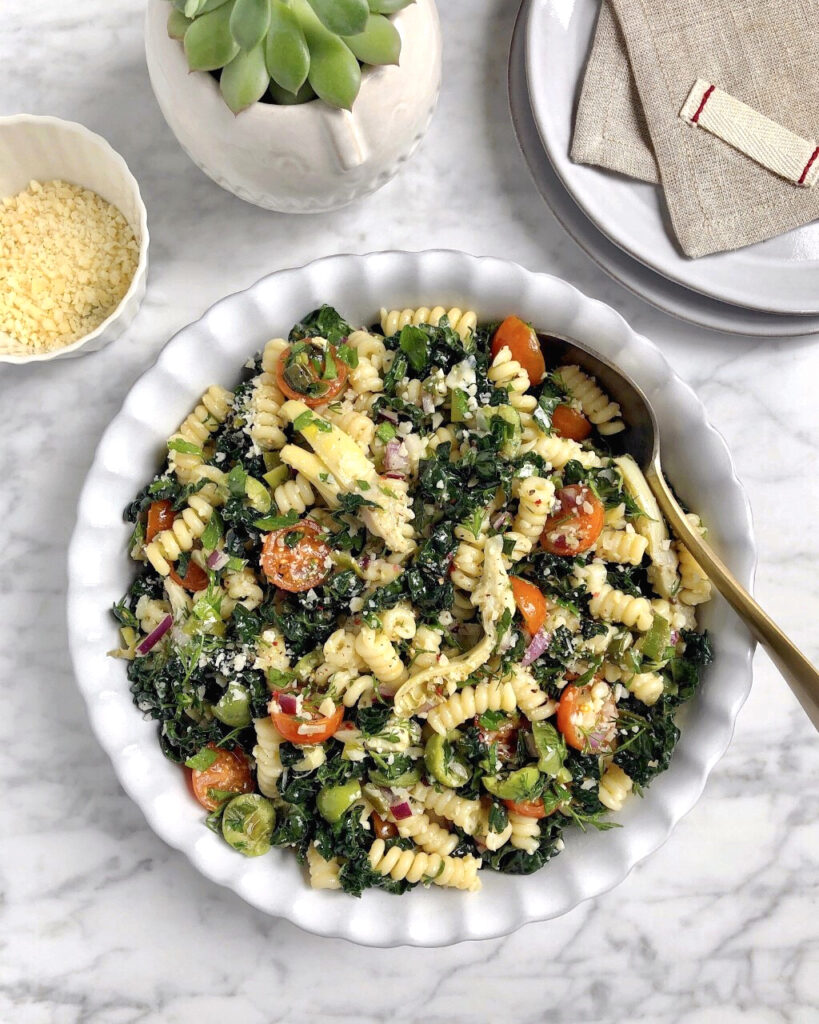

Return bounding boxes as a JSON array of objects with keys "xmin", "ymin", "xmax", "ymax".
[{"xmin": 112, "ymin": 305, "xmax": 713, "ymax": 895}]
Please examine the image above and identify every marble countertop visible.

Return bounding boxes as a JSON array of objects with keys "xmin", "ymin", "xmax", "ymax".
[{"xmin": 2, "ymin": 1, "xmax": 818, "ymax": 1020}]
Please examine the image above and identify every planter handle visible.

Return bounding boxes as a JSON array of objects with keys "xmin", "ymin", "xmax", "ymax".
[{"xmin": 323, "ymin": 108, "xmax": 368, "ymax": 171}]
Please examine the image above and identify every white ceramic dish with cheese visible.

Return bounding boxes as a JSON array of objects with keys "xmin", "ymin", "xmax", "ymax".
[
  {"xmin": 66, "ymin": 250, "xmax": 756, "ymax": 947},
  {"xmin": 0, "ymin": 114, "xmax": 149, "ymax": 364}
]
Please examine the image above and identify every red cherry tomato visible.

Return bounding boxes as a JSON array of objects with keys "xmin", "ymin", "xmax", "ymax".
[
  {"xmin": 260, "ymin": 520, "xmax": 332, "ymax": 593},
  {"xmin": 551, "ymin": 404, "xmax": 592, "ymax": 441},
  {"xmin": 491, "ymin": 316, "xmax": 546, "ymax": 385},
  {"xmin": 557, "ymin": 683, "xmax": 618, "ymax": 753},
  {"xmin": 146, "ymin": 500, "xmax": 175, "ymax": 542},
  {"xmin": 271, "ymin": 703, "xmax": 344, "ymax": 746},
  {"xmin": 276, "ymin": 342, "xmax": 348, "ymax": 408},
  {"xmin": 169, "ymin": 559, "xmax": 209, "ymax": 592},
  {"xmin": 540, "ymin": 484, "xmax": 604, "ymax": 556},
  {"xmin": 189, "ymin": 743, "xmax": 253, "ymax": 811},
  {"xmin": 510, "ymin": 577, "xmax": 549, "ymax": 635},
  {"xmin": 503, "ymin": 798, "xmax": 548, "ymax": 819}
]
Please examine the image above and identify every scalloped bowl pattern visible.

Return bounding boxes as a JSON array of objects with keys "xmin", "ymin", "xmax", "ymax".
[{"xmin": 67, "ymin": 251, "xmax": 756, "ymax": 946}]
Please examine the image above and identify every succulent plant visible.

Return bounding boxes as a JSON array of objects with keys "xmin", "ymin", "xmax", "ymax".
[{"xmin": 167, "ymin": 0, "xmax": 415, "ymax": 113}]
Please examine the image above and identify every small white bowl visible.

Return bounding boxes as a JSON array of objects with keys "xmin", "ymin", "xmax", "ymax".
[
  {"xmin": 67, "ymin": 250, "xmax": 756, "ymax": 947},
  {"xmin": 0, "ymin": 114, "xmax": 149, "ymax": 364}
]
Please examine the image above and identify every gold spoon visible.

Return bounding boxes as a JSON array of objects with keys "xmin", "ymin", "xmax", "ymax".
[{"xmin": 537, "ymin": 330, "xmax": 819, "ymax": 730}]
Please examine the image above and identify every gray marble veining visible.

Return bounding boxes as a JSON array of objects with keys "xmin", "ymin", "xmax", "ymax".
[{"xmin": 1, "ymin": 1, "xmax": 817, "ymax": 1021}]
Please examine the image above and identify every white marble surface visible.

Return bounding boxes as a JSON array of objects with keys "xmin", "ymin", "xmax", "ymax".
[{"xmin": 1, "ymin": 1, "xmax": 818, "ymax": 1020}]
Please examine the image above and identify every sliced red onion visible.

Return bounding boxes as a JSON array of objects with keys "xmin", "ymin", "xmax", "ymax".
[
  {"xmin": 378, "ymin": 407, "xmax": 399, "ymax": 423},
  {"xmin": 670, "ymin": 630, "xmax": 680, "ymax": 647},
  {"xmin": 390, "ymin": 800, "xmax": 412, "ymax": 821},
  {"xmin": 492, "ymin": 511, "xmax": 511, "ymax": 530},
  {"xmin": 277, "ymin": 692, "xmax": 298, "ymax": 715},
  {"xmin": 383, "ymin": 472, "xmax": 406, "ymax": 480},
  {"xmin": 206, "ymin": 549, "xmax": 229, "ymax": 571},
  {"xmin": 421, "ymin": 393, "xmax": 435, "ymax": 415},
  {"xmin": 136, "ymin": 614, "xmax": 173, "ymax": 655},
  {"xmin": 384, "ymin": 440, "xmax": 409, "ymax": 475},
  {"xmin": 521, "ymin": 627, "xmax": 551, "ymax": 667}
]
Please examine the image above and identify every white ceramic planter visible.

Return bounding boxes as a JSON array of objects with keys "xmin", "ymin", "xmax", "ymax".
[{"xmin": 144, "ymin": 0, "xmax": 442, "ymax": 213}]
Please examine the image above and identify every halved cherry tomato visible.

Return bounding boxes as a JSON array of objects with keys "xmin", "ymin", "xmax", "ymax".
[
  {"xmin": 169, "ymin": 559, "xmax": 209, "ymax": 592},
  {"xmin": 189, "ymin": 742, "xmax": 253, "ymax": 811},
  {"xmin": 476, "ymin": 713, "xmax": 522, "ymax": 763},
  {"xmin": 146, "ymin": 499, "xmax": 175, "ymax": 542},
  {"xmin": 491, "ymin": 315, "xmax": 546, "ymax": 385},
  {"xmin": 551, "ymin": 404, "xmax": 592, "ymax": 441},
  {"xmin": 504, "ymin": 798, "xmax": 547, "ymax": 819},
  {"xmin": 276, "ymin": 341, "xmax": 348, "ymax": 408},
  {"xmin": 271, "ymin": 703, "xmax": 344, "ymax": 746},
  {"xmin": 511, "ymin": 577, "xmax": 548, "ymax": 636},
  {"xmin": 372, "ymin": 811, "xmax": 398, "ymax": 840},
  {"xmin": 540, "ymin": 484, "xmax": 604, "ymax": 556},
  {"xmin": 556, "ymin": 683, "xmax": 618, "ymax": 753},
  {"xmin": 261, "ymin": 520, "xmax": 332, "ymax": 592}
]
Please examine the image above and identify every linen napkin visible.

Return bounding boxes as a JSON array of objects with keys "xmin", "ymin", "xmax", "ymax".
[{"xmin": 571, "ymin": 0, "xmax": 819, "ymax": 258}]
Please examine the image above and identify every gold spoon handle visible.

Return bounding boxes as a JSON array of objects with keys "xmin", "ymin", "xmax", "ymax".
[{"xmin": 647, "ymin": 462, "xmax": 819, "ymax": 731}]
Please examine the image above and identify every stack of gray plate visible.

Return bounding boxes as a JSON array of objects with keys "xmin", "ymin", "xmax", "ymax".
[{"xmin": 510, "ymin": 0, "xmax": 819, "ymax": 337}]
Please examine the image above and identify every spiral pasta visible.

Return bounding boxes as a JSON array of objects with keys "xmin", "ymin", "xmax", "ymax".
[
  {"xmin": 306, "ymin": 845, "xmax": 342, "ymax": 890},
  {"xmin": 520, "ymin": 431, "xmax": 604, "ymax": 469},
  {"xmin": 598, "ymin": 763, "xmax": 633, "ymax": 811},
  {"xmin": 451, "ymin": 534, "xmax": 484, "ymax": 593},
  {"xmin": 626, "ymin": 671, "xmax": 665, "ymax": 706},
  {"xmin": 339, "ymin": 673, "xmax": 376, "ymax": 709},
  {"xmin": 253, "ymin": 717, "xmax": 285, "ymax": 798},
  {"xmin": 349, "ymin": 355, "xmax": 382, "ymax": 396},
  {"xmin": 135, "ymin": 596, "xmax": 171, "ymax": 634},
  {"xmin": 321, "ymin": 402, "xmax": 375, "ymax": 450},
  {"xmin": 380, "ymin": 602, "xmax": 417, "ymax": 642},
  {"xmin": 144, "ymin": 493, "xmax": 216, "ymax": 576},
  {"xmin": 576, "ymin": 561, "xmax": 654, "ymax": 632},
  {"xmin": 253, "ymin": 627, "xmax": 290, "ymax": 674},
  {"xmin": 380, "ymin": 305, "xmax": 478, "ymax": 343},
  {"xmin": 512, "ymin": 476, "xmax": 556, "ymax": 543},
  {"xmin": 508, "ymin": 811, "xmax": 540, "ymax": 854},
  {"xmin": 556, "ymin": 365, "xmax": 625, "ymax": 436},
  {"xmin": 354, "ymin": 626, "xmax": 407, "ymax": 686},
  {"xmin": 323, "ymin": 628, "xmax": 364, "ymax": 671},
  {"xmin": 410, "ymin": 625, "xmax": 444, "ymax": 670},
  {"xmin": 168, "ymin": 385, "xmax": 234, "ymax": 483},
  {"xmin": 650, "ymin": 598, "xmax": 696, "ymax": 632},
  {"xmin": 508, "ymin": 666, "xmax": 557, "ymax": 721},
  {"xmin": 595, "ymin": 528, "xmax": 649, "ymax": 566},
  {"xmin": 368, "ymin": 839, "xmax": 482, "ymax": 891},
  {"xmin": 477, "ymin": 811, "xmax": 514, "ymax": 851},
  {"xmin": 411, "ymin": 783, "xmax": 482, "ymax": 835},
  {"xmin": 488, "ymin": 346, "xmax": 536, "ymax": 413},
  {"xmin": 347, "ymin": 329, "xmax": 387, "ymax": 369},
  {"xmin": 223, "ymin": 566, "xmax": 264, "ymax": 612},
  {"xmin": 426, "ymin": 680, "xmax": 518, "ymax": 735},
  {"xmin": 395, "ymin": 811, "xmax": 458, "ymax": 857},
  {"xmin": 274, "ymin": 473, "xmax": 315, "ymax": 516}
]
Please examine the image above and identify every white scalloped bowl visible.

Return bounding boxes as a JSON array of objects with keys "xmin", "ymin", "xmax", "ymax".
[
  {"xmin": 0, "ymin": 114, "xmax": 149, "ymax": 364},
  {"xmin": 66, "ymin": 251, "xmax": 755, "ymax": 946}
]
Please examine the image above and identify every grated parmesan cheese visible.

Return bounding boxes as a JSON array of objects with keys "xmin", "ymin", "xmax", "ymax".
[{"xmin": 0, "ymin": 179, "xmax": 139, "ymax": 355}]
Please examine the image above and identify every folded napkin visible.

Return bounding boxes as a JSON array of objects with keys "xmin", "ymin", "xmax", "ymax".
[{"xmin": 571, "ymin": 0, "xmax": 819, "ymax": 258}]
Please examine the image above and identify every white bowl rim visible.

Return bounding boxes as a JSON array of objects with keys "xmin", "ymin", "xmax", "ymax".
[
  {"xmin": 0, "ymin": 113, "xmax": 150, "ymax": 365},
  {"xmin": 66, "ymin": 249, "xmax": 757, "ymax": 946}
]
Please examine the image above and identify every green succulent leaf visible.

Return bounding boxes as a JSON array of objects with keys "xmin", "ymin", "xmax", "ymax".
[
  {"xmin": 185, "ymin": 0, "xmax": 231, "ymax": 15},
  {"xmin": 184, "ymin": 1, "xmax": 240, "ymax": 71},
  {"xmin": 367, "ymin": 0, "xmax": 413, "ymax": 11},
  {"xmin": 266, "ymin": 0, "xmax": 310, "ymax": 94},
  {"xmin": 342, "ymin": 13, "xmax": 400, "ymax": 65},
  {"xmin": 294, "ymin": 0, "xmax": 361, "ymax": 110},
  {"xmin": 268, "ymin": 78, "xmax": 317, "ymax": 104},
  {"xmin": 167, "ymin": 8, "xmax": 192, "ymax": 39},
  {"xmin": 306, "ymin": 0, "xmax": 369, "ymax": 37},
  {"xmin": 220, "ymin": 44, "xmax": 271, "ymax": 113},
  {"xmin": 230, "ymin": 0, "xmax": 271, "ymax": 51}
]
